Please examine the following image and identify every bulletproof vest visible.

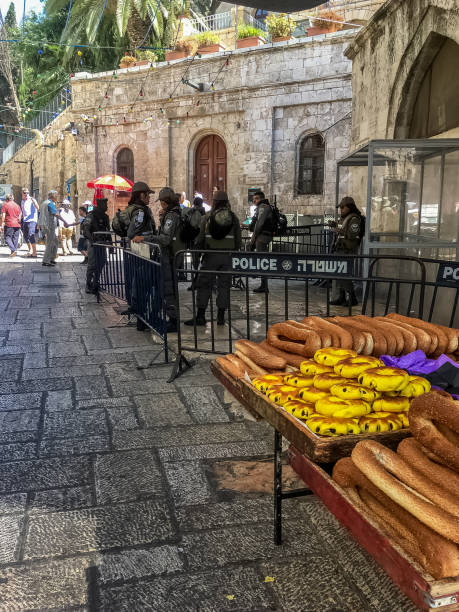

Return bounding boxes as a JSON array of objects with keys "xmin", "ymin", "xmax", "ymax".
[
  {"xmin": 205, "ymin": 208, "xmax": 237, "ymax": 250},
  {"xmin": 160, "ymin": 206, "xmax": 185, "ymax": 255}
]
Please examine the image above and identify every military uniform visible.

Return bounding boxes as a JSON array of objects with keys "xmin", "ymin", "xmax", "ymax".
[
  {"xmin": 186, "ymin": 193, "xmax": 241, "ymax": 326},
  {"xmin": 250, "ymin": 199, "xmax": 274, "ymax": 292},
  {"xmin": 82, "ymin": 206, "xmax": 110, "ymax": 293},
  {"xmin": 126, "ymin": 203, "xmax": 155, "ymax": 240},
  {"xmin": 331, "ymin": 212, "xmax": 363, "ymax": 305}
]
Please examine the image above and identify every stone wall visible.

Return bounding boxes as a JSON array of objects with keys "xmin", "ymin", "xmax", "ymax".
[{"xmin": 71, "ymin": 32, "xmax": 354, "ymax": 218}]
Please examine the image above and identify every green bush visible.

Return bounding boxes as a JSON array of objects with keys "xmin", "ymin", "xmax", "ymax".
[
  {"xmin": 266, "ymin": 13, "xmax": 294, "ymax": 38},
  {"xmin": 195, "ymin": 31, "xmax": 220, "ymax": 48},
  {"xmin": 136, "ymin": 50, "xmax": 158, "ymax": 63},
  {"xmin": 237, "ymin": 25, "xmax": 264, "ymax": 40}
]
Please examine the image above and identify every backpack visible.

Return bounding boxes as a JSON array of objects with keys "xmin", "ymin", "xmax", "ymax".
[
  {"xmin": 269, "ymin": 200, "xmax": 288, "ymax": 236},
  {"xmin": 111, "ymin": 204, "xmax": 145, "ymax": 238},
  {"xmin": 208, "ymin": 208, "xmax": 234, "ymax": 241},
  {"xmin": 179, "ymin": 208, "xmax": 203, "ymax": 243}
]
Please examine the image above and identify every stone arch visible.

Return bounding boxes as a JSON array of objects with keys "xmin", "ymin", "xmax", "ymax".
[
  {"xmin": 386, "ymin": 6, "xmax": 459, "ymax": 138},
  {"xmin": 187, "ymin": 129, "xmax": 228, "ymax": 202}
]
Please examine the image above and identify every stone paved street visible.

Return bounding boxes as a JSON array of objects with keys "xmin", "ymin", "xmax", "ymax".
[{"xmin": 0, "ymin": 250, "xmax": 416, "ymax": 611}]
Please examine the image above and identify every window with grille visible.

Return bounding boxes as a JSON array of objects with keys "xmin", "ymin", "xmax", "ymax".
[
  {"xmin": 116, "ymin": 147, "xmax": 134, "ymax": 182},
  {"xmin": 297, "ymin": 133, "xmax": 325, "ymax": 195}
]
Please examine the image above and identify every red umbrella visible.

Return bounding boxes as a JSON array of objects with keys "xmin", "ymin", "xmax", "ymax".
[{"xmin": 87, "ymin": 174, "xmax": 133, "ymax": 191}]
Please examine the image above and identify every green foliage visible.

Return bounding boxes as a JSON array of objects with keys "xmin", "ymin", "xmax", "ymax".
[
  {"xmin": 266, "ymin": 13, "xmax": 294, "ymax": 38},
  {"xmin": 237, "ymin": 25, "xmax": 263, "ymax": 40},
  {"xmin": 195, "ymin": 31, "xmax": 219, "ymax": 47},
  {"xmin": 5, "ymin": 3, "xmax": 17, "ymax": 30},
  {"xmin": 135, "ymin": 49, "xmax": 157, "ymax": 62}
]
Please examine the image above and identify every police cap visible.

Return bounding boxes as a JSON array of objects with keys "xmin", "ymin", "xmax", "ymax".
[
  {"xmin": 213, "ymin": 190, "xmax": 228, "ymax": 203},
  {"xmin": 156, "ymin": 187, "xmax": 177, "ymax": 204},
  {"xmin": 131, "ymin": 181, "xmax": 155, "ymax": 195}
]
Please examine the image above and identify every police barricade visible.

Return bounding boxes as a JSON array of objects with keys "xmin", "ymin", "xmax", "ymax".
[
  {"xmin": 422, "ymin": 257, "xmax": 459, "ymax": 328},
  {"xmin": 240, "ymin": 225, "xmax": 334, "ymax": 255},
  {"xmin": 92, "ymin": 233, "xmax": 169, "ymax": 363},
  {"xmin": 170, "ymin": 251, "xmax": 428, "ymax": 379}
]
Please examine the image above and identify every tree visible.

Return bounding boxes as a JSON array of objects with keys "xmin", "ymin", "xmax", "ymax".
[
  {"xmin": 192, "ymin": 0, "xmax": 221, "ymax": 15},
  {"xmin": 0, "ymin": 9, "xmax": 21, "ymax": 123},
  {"xmin": 4, "ymin": 3, "xmax": 17, "ymax": 31}
]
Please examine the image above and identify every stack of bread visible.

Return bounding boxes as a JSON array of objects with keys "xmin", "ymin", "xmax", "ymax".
[
  {"xmin": 251, "ymin": 348, "xmax": 431, "ymax": 437},
  {"xmin": 333, "ymin": 392, "xmax": 459, "ymax": 579}
]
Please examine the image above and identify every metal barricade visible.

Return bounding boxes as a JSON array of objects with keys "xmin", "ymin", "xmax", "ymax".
[
  {"xmin": 92, "ymin": 234, "xmax": 169, "ymax": 362},
  {"xmin": 169, "ymin": 251, "xmax": 427, "ymax": 378},
  {"xmin": 240, "ymin": 225, "xmax": 334, "ymax": 255}
]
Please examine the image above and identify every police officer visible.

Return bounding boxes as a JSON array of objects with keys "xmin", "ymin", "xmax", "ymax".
[
  {"xmin": 249, "ymin": 191, "xmax": 274, "ymax": 293},
  {"xmin": 126, "ymin": 181, "xmax": 156, "ymax": 239},
  {"xmin": 185, "ymin": 191, "xmax": 241, "ymax": 327},
  {"xmin": 82, "ymin": 198, "xmax": 111, "ymax": 294},
  {"xmin": 132, "ymin": 187, "xmax": 183, "ymax": 333},
  {"xmin": 329, "ymin": 196, "xmax": 364, "ymax": 306}
]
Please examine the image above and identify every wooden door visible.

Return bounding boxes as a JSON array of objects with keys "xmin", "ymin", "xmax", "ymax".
[{"xmin": 194, "ymin": 134, "xmax": 227, "ymax": 204}]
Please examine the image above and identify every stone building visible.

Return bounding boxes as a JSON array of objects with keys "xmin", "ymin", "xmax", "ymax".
[{"xmin": 69, "ymin": 30, "xmax": 354, "ymax": 219}]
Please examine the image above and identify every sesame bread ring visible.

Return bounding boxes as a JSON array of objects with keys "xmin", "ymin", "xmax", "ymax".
[
  {"xmin": 283, "ymin": 400, "xmax": 316, "ymax": 420},
  {"xmin": 373, "ymin": 396, "xmax": 411, "ymax": 413},
  {"xmin": 354, "ymin": 315, "xmax": 399, "ymax": 356},
  {"xmin": 358, "ymin": 367, "xmax": 409, "ymax": 393},
  {"xmin": 383, "ymin": 316, "xmax": 431, "ymax": 355},
  {"xmin": 352, "ymin": 440, "xmax": 459, "ymax": 542},
  {"xmin": 306, "ymin": 415, "xmax": 361, "ymax": 437},
  {"xmin": 330, "ymin": 382, "xmax": 381, "ymax": 403},
  {"xmin": 300, "ymin": 360, "xmax": 334, "ymax": 376},
  {"xmin": 283, "ymin": 374, "xmax": 315, "ymax": 388},
  {"xmin": 316, "ymin": 395, "xmax": 372, "ymax": 418},
  {"xmin": 398, "ymin": 438, "xmax": 459, "ymax": 492},
  {"xmin": 302, "ymin": 316, "xmax": 354, "ymax": 349},
  {"xmin": 374, "ymin": 317, "xmax": 417, "ymax": 354},
  {"xmin": 327, "ymin": 317, "xmax": 367, "ymax": 354},
  {"xmin": 358, "ymin": 412, "xmax": 403, "ymax": 433},
  {"xmin": 409, "ymin": 393, "xmax": 459, "ymax": 471},
  {"xmin": 399, "ymin": 376, "xmax": 431, "ymax": 398},
  {"xmin": 334, "ymin": 356, "xmax": 384, "ymax": 378},
  {"xmin": 298, "ymin": 387, "xmax": 329, "ymax": 403},
  {"xmin": 313, "ymin": 373, "xmax": 349, "ymax": 390},
  {"xmin": 386, "ymin": 314, "xmax": 449, "ymax": 356},
  {"xmin": 267, "ymin": 321, "xmax": 322, "ymax": 357},
  {"xmin": 252, "ymin": 375, "xmax": 284, "ymax": 393},
  {"xmin": 260, "ymin": 341, "xmax": 305, "ymax": 369},
  {"xmin": 314, "ymin": 348, "xmax": 357, "ymax": 366}
]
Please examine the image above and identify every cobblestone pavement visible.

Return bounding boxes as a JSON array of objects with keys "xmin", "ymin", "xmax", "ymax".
[{"xmin": 0, "ymin": 251, "xmax": 416, "ymax": 611}]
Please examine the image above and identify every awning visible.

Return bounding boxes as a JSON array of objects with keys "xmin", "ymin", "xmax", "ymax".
[{"xmin": 235, "ymin": 1, "xmax": 324, "ymax": 11}]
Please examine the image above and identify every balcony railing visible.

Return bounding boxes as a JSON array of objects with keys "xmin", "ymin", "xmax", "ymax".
[{"xmin": 188, "ymin": 9, "xmax": 268, "ymax": 34}]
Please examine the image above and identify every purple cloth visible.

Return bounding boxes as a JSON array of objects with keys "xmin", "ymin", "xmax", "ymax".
[{"xmin": 381, "ymin": 350, "xmax": 459, "ymax": 375}]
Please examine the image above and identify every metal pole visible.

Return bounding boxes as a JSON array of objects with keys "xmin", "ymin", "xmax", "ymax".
[{"xmin": 274, "ymin": 429, "xmax": 283, "ymax": 546}]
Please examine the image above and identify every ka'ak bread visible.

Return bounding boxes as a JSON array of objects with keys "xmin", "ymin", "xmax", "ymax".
[
  {"xmin": 332, "ymin": 317, "xmax": 383, "ymax": 355},
  {"xmin": 302, "ymin": 316, "xmax": 354, "ymax": 350},
  {"xmin": 352, "ymin": 441, "xmax": 459, "ymax": 543},
  {"xmin": 386, "ymin": 314, "xmax": 450, "ymax": 356},
  {"xmin": 235, "ymin": 339, "xmax": 286, "ymax": 370},
  {"xmin": 373, "ymin": 317, "xmax": 417, "ymax": 354},
  {"xmin": 410, "ymin": 393, "xmax": 459, "ymax": 471},
  {"xmin": 398, "ymin": 438, "xmax": 459, "ymax": 492},
  {"xmin": 260, "ymin": 340, "xmax": 304, "ymax": 368},
  {"xmin": 326, "ymin": 318, "xmax": 367, "ymax": 354},
  {"xmin": 333, "ymin": 457, "xmax": 459, "ymax": 579},
  {"xmin": 434, "ymin": 323, "xmax": 459, "ymax": 354},
  {"xmin": 383, "ymin": 315, "xmax": 431, "ymax": 355},
  {"xmin": 216, "ymin": 356, "xmax": 246, "ymax": 379},
  {"xmin": 267, "ymin": 321, "xmax": 322, "ymax": 357},
  {"xmin": 353, "ymin": 315, "xmax": 399, "ymax": 356}
]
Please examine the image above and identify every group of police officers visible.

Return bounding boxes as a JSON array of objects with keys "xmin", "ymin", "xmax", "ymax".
[{"xmin": 81, "ymin": 181, "xmax": 363, "ymax": 333}]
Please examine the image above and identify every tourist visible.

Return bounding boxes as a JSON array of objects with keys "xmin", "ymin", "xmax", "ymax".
[
  {"xmin": 58, "ymin": 199, "xmax": 76, "ymax": 256},
  {"xmin": 0, "ymin": 194, "xmax": 22, "ymax": 258},
  {"xmin": 249, "ymin": 191, "xmax": 274, "ymax": 293},
  {"xmin": 77, "ymin": 205, "xmax": 89, "ymax": 263},
  {"xmin": 180, "ymin": 191, "xmax": 191, "ymax": 208},
  {"xmin": 185, "ymin": 190, "xmax": 241, "ymax": 327},
  {"xmin": 329, "ymin": 196, "xmax": 364, "ymax": 307},
  {"xmin": 40, "ymin": 190, "xmax": 68, "ymax": 267},
  {"xmin": 21, "ymin": 187, "xmax": 39, "ymax": 258}
]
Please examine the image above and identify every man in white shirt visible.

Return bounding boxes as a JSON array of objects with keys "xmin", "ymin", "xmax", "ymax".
[
  {"xmin": 21, "ymin": 187, "xmax": 39, "ymax": 258},
  {"xmin": 58, "ymin": 199, "xmax": 76, "ymax": 255}
]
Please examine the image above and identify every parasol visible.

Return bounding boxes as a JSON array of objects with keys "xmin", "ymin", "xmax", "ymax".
[{"xmin": 87, "ymin": 175, "xmax": 133, "ymax": 191}]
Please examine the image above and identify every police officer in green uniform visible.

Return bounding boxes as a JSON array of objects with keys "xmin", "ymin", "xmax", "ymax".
[
  {"xmin": 329, "ymin": 196, "xmax": 364, "ymax": 306},
  {"xmin": 82, "ymin": 198, "xmax": 111, "ymax": 294},
  {"xmin": 185, "ymin": 191, "xmax": 241, "ymax": 327},
  {"xmin": 250, "ymin": 191, "xmax": 274, "ymax": 293},
  {"xmin": 132, "ymin": 187, "xmax": 184, "ymax": 333}
]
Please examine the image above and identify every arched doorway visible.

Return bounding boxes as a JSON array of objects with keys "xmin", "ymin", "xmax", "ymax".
[
  {"xmin": 116, "ymin": 147, "xmax": 134, "ymax": 182},
  {"xmin": 194, "ymin": 134, "xmax": 227, "ymax": 203}
]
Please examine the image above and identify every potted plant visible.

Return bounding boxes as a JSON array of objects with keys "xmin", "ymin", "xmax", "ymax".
[
  {"xmin": 236, "ymin": 25, "xmax": 265, "ymax": 49},
  {"xmin": 307, "ymin": 10, "xmax": 344, "ymax": 36},
  {"xmin": 119, "ymin": 54, "xmax": 137, "ymax": 68},
  {"xmin": 266, "ymin": 13, "xmax": 295, "ymax": 43},
  {"xmin": 133, "ymin": 50, "xmax": 158, "ymax": 67},
  {"xmin": 195, "ymin": 31, "xmax": 225, "ymax": 54},
  {"xmin": 165, "ymin": 39, "xmax": 193, "ymax": 61},
  {"xmin": 179, "ymin": 0, "xmax": 191, "ymax": 19}
]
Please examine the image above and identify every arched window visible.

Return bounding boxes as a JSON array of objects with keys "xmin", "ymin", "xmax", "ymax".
[
  {"xmin": 116, "ymin": 147, "xmax": 134, "ymax": 182},
  {"xmin": 297, "ymin": 133, "xmax": 325, "ymax": 195}
]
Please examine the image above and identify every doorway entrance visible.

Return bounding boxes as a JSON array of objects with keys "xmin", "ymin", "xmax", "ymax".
[{"xmin": 194, "ymin": 134, "xmax": 227, "ymax": 203}]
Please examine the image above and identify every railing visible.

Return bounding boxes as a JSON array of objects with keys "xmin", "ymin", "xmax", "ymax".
[{"xmin": 188, "ymin": 8, "xmax": 268, "ymax": 33}]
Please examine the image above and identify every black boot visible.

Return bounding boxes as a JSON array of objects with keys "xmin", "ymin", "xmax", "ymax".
[
  {"xmin": 329, "ymin": 290, "xmax": 345, "ymax": 306},
  {"xmin": 217, "ymin": 308, "xmax": 225, "ymax": 326},
  {"xmin": 184, "ymin": 308, "xmax": 206, "ymax": 326},
  {"xmin": 343, "ymin": 290, "xmax": 358, "ymax": 307},
  {"xmin": 166, "ymin": 318, "xmax": 178, "ymax": 333},
  {"xmin": 253, "ymin": 280, "xmax": 269, "ymax": 294}
]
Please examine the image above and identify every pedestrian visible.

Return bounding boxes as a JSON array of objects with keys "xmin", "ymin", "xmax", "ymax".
[
  {"xmin": 249, "ymin": 191, "xmax": 274, "ymax": 293},
  {"xmin": 0, "ymin": 194, "xmax": 22, "ymax": 257},
  {"xmin": 58, "ymin": 199, "xmax": 76, "ymax": 256},
  {"xmin": 184, "ymin": 196, "xmax": 206, "ymax": 291},
  {"xmin": 81, "ymin": 198, "xmax": 111, "ymax": 294},
  {"xmin": 132, "ymin": 187, "xmax": 184, "ymax": 333},
  {"xmin": 329, "ymin": 196, "xmax": 364, "ymax": 307},
  {"xmin": 180, "ymin": 191, "xmax": 191, "ymax": 208},
  {"xmin": 40, "ymin": 190, "xmax": 68, "ymax": 267},
  {"xmin": 20, "ymin": 187, "xmax": 39, "ymax": 258},
  {"xmin": 185, "ymin": 190, "xmax": 241, "ymax": 327},
  {"xmin": 77, "ymin": 205, "xmax": 89, "ymax": 263}
]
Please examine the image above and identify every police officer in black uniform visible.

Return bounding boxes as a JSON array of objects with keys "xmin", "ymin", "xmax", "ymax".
[
  {"xmin": 185, "ymin": 190, "xmax": 241, "ymax": 327},
  {"xmin": 126, "ymin": 181, "xmax": 156, "ymax": 239},
  {"xmin": 329, "ymin": 196, "xmax": 364, "ymax": 306},
  {"xmin": 82, "ymin": 198, "xmax": 111, "ymax": 294},
  {"xmin": 132, "ymin": 187, "xmax": 184, "ymax": 333},
  {"xmin": 250, "ymin": 191, "xmax": 274, "ymax": 293}
]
